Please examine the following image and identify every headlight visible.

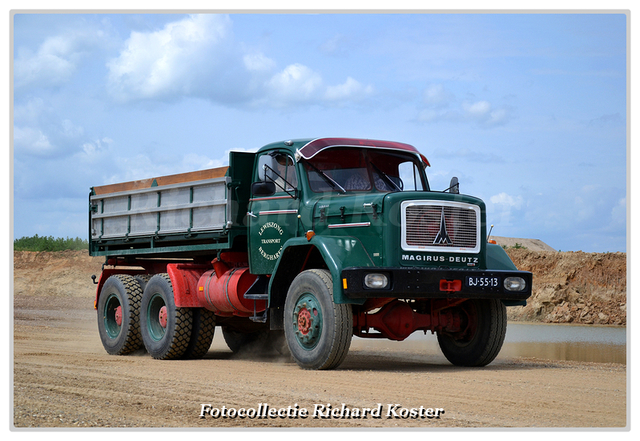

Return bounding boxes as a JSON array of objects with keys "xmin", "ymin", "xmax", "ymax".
[
  {"xmin": 504, "ymin": 277, "xmax": 526, "ymax": 292},
  {"xmin": 364, "ymin": 273, "xmax": 389, "ymax": 289}
]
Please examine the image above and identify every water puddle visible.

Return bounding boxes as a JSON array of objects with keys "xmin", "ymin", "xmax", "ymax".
[
  {"xmin": 351, "ymin": 322, "xmax": 627, "ymax": 365},
  {"xmin": 500, "ymin": 322, "xmax": 626, "ymax": 365}
]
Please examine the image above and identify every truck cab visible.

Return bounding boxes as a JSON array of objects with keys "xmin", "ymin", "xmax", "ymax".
[
  {"xmin": 245, "ymin": 138, "xmax": 531, "ymax": 369},
  {"xmin": 248, "ymin": 138, "xmax": 431, "ymax": 276}
]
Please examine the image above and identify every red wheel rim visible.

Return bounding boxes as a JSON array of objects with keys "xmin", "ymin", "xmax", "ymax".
[
  {"xmin": 297, "ymin": 308, "xmax": 312, "ymax": 335},
  {"xmin": 114, "ymin": 306, "xmax": 123, "ymax": 326},
  {"xmin": 158, "ymin": 306, "xmax": 168, "ymax": 328}
]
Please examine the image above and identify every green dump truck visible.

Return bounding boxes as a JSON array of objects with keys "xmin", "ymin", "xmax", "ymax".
[{"xmin": 90, "ymin": 137, "xmax": 532, "ymax": 370}]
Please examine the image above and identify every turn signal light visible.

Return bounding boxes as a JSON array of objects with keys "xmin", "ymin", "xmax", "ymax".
[{"xmin": 305, "ymin": 230, "xmax": 315, "ymax": 241}]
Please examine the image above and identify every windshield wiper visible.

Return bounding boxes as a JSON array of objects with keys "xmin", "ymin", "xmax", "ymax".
[
  {"xmin": 305, "ymin": 161, "xmax": 346, "ymax": 193},
  {"xmin": 370, "ymin": 162, "xmax": 401, "ymax": 192}
]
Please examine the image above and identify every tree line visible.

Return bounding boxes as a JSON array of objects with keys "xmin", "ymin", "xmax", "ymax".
[{"xmin": 14, "ymin": 235, "xmax": 88, "ymax": 252}]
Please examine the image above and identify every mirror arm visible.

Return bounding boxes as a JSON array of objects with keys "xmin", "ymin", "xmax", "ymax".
[
  {"xmin": 444, "ymin": 177, "xmax": 459, "ymax": 194},
  {"xmin": 263, "ymin": 164, "xmax": 298, "ymax": 199}
]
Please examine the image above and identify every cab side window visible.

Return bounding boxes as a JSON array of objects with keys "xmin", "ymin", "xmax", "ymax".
[{"xmin": 256, "ymin": 152, "xmax": 298, "ymax": 192}]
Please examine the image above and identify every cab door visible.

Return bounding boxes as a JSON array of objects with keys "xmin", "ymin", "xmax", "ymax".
[{"xmin": 248, "ymin": 150, "xmax": 300, "ymax": 275}]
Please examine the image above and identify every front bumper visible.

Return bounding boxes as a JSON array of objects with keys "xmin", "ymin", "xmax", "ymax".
[{"xmin": 341, "ymin": 267, "xmax": 533, "ymax": 301}]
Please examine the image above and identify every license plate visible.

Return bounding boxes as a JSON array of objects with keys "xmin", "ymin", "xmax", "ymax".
[{"xmin": 466, "ymin": 276, "xmax": 500, "ymax": 289}]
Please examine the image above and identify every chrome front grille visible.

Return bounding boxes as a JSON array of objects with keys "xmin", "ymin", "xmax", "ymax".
[{"xmin": 401, "ymin": 201, "xmax": 480, "ymax": 253}]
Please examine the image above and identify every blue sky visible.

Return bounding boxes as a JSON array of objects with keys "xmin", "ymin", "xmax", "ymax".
[{"xmin": 11, "ymin": 11, "xmax": 629, "ymax": 252}]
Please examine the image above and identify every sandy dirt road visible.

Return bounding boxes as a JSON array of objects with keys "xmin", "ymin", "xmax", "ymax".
[{"xmin": 13, "ymin": 294, "xmax": 626, "ymax": 429}]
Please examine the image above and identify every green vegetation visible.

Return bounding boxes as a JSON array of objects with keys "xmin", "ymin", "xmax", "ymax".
[
  {"xmin": 14, "ymin": 235, "xmax": 88, "ymax": 252},
  {"xmin": 502, "ymin": 243, "xmax": 528, "ymax": 250}
]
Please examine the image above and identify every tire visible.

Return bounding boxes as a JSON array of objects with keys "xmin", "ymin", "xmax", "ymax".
[
  {"xmin": 182, "ymin": 308, "xmax": 216, "ymax": 359},
  {"xmin": 267, "ymin": 330, "xmax": 290, "ymax": 357},
  {"xmin": 222, "ymin": 328, "xmax": 268, "ymax": 353},
  {"xmin": 284, "ymin": 269, "xmax": 352, "ymax": 370},
  {"xmin": 222, "ymin": 328, "xmax": 290, "ymax": 358},
  {"xmin": 436, "ymin": 298, "xmax": 507, "ymax": 367},
  {"xmin": 140, "ymin": 274, "xmax": 193, "ymax": 360},
  {"xmin": 134, "ymin": 274, "xmax": 153, "ymax": 292},
  {"xmin": 96, "ymin": 274, "xmax": 143, "ymax": 355}
]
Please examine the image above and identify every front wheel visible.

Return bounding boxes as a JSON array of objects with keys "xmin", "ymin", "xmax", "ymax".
[
  {"xmin": 140, "ymin": 274, "xmax": 193, "ymax": 360},
  {"xmin": 436, "ymin": 298, "xmax": 507, "ymax": 367},
  {"xmin": 284, "ymin": 269, "xmax": 352, "ymax": 370}
]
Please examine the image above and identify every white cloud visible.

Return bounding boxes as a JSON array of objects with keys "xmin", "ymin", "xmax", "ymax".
[
  {"xmin": 611, "ymin": 197, "xmax": 626, "ymax": 226},
  {"xmin": 417, "ymin": 109, "xmax": 441, "ymax": 122},
  {"xmin": 107, "ymin": 14, "xmax": 232, "ymax": 101},
  {"xmin": 266, "ymin": 63, "xmax": 323, "ymax": 102},
  {"xmin": 13, "ymin": 97, "xmax": 45, "ymax": 124},
  {"xmin": 324, "ymin": 77, "xmax": 373, "ymax": 102},
  {"xmin": 572, "ymin": 194, "xmax": 593, "ymax": 222},
  {"xmin": 319, "ymin": 34, "xmax": 346, "ymax": 56},
  {"xmin": 80, "ymin": 137, "xmax": 113, "ymax": 162},
  {"xmin": 181, "ymin": 153, "xmax": 227, "ymax": 171},
  {"xmin": 463, "ymin": 100, "xmax": 511, "ymax": 126},
  {"xmin": 419, "ymin": 100, "xmax": 512, "ymax": 126},
  {"xmin": 243, "ymin": 52, "xmax": 276, "ymax": 72},
  {"xmin": 424, "ymin": 84, "xmax": 455, "ymax": 108},
  {"xmin": 463, "ymin": 100, "xmax": 491, "ymax": 116},
  {"xmin": 61, "ymin": 119, "xmax": 84, "ymax": 138},
  {"xmin": 13, "ymin": 126, "xmax": 54, "ymax": 156},
  {"xmin": 13, "ymin": 97, "xmax": 86, "ymax": 159},
  {"xmin": 433, "ymin": 147, "xmax": 505, "ymax": 164},
  {"xmin": 490, "ymin": 192, "xmax": 524, "ymax": 209},
  {"xmin": 106, "ymin": 14, "xmax": 371, "ymax": 109},
  {"xmin": 14, "ymin": 35, "xmax": 78, "ymax": 88},
  {"xmin": 418, "ymin": 84, "xmax": 513, "ymax": 127},
  {"xmin": 262, "ymin": 65, "xmax": 373, "ymax": 108},
  {"xmin": 14, "ymin": 24, "xmax": 107, "ymax": 89},
  {"xmin": 488, "ymin": 192, "xmax": 525, "ymax": 228}
]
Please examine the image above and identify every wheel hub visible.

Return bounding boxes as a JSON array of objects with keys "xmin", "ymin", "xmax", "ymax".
[
  {"xmin": 297, "ymin": 308, "xmax": 312, "ymax": 334},
  {"xmin": 293, "ymin": 294, "xmax": 322, "ymax": 349},
  {"xmin": 158, "ymin": 306, "xmax": 168, "ymax": 328},
  {"xmin": 114, "ymin": 306, "xmax": 123, "ymax": 327}
]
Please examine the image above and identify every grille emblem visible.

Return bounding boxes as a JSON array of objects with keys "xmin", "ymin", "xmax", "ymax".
[{"xmin": 433, "ymin": 207, "xmax": 452, "ymax": 245}]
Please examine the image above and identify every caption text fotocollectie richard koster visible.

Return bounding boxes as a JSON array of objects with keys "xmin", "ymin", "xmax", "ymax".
[{"xmin": 199, "ymin": 403, "xmax": 445, "ymax": 420}]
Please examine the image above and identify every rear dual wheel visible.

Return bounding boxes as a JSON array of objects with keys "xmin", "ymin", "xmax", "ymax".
[
  {"xmin": 140, "ymin": 274, "xmax": 192, "ymax": 359},
  {"xmin": 99, "ymin": 273, "xmax": 215, "ymax": 359},
  {"xmin": 184, "ymin": 308, "xmax": 216, "ymax": 359},
  {"xmin": 97, "ymin": 274, "xmax": 144, "ymax": 355},
  {"xmin": 140, "ymin": 274, "xmax": 215, "ymax": 360}
]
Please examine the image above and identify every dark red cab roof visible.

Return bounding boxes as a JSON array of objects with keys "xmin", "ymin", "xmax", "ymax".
[{"xmin": 296, "ymin": 137, "xmax": 430, "ymax": 166}]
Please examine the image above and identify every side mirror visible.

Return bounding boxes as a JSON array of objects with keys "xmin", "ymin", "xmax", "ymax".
[
  {"xmin": 251, "ymin": 181, "xmax": 276, "ymax": 196},
  {"xmin": 449, "ymin": 177, "xmax": 459, "ymax": 194}
]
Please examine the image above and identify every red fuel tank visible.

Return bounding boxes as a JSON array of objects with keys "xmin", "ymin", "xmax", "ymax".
[{"xmin": 196, "ymin": 262, "xmax": 266, "ymax": 317}]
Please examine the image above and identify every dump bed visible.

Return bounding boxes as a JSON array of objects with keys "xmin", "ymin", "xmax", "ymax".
[{"xmin": 89, "ymin": 151, "xmax": 255, "ymax": 258}]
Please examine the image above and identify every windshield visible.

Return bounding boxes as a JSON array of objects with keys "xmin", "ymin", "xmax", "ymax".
[{"xmin": 304, "ymin": 148, "xmax": 428, "ymax": 193}]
